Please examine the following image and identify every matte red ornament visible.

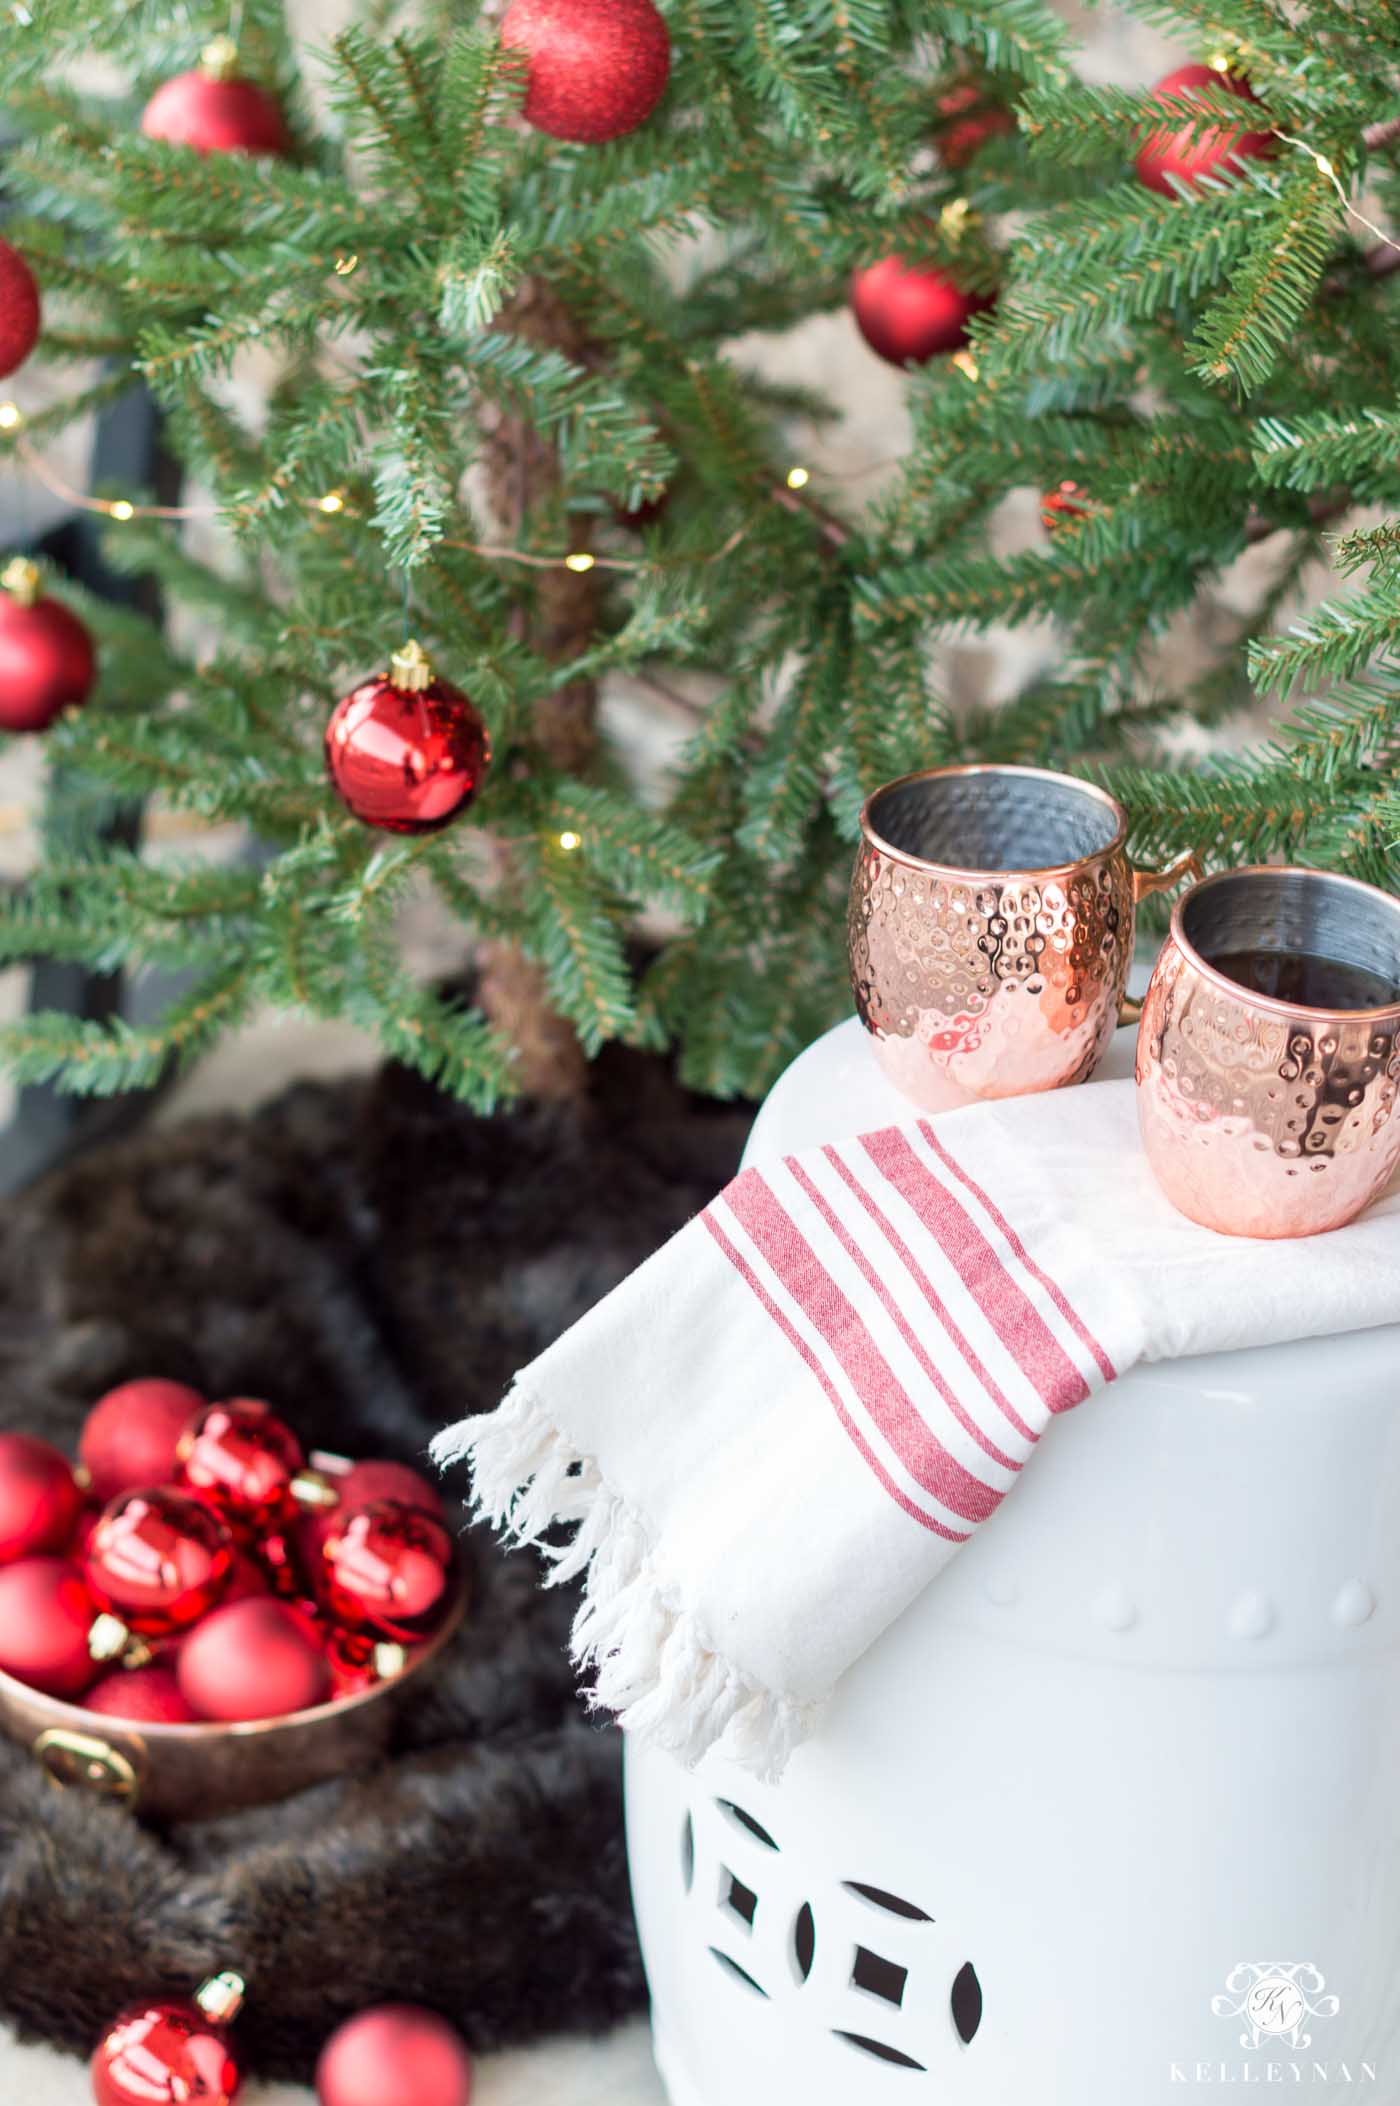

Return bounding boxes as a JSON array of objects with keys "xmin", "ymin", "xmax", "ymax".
[
  {"xmin": 0, "ymin": 237, "xmax": 41, "ymax": 378},
  {"xmin": 0, "ymin": 1430, "xmax": 80, "ymax": 1564},
  {"xmin": 1135, "ymin": 63, "xmax": 1273, "ymax": 196},
  {"xmin": 1041, "ymin": 479, "xmax": 1089, "ymax": 533},
  {"xmin": 84, "ymin": 1663, "xmax": 199, "ymax": 1724},
  {"xmin": 0, "ymin": 558, "xmax": 96, "ymax": 732},
  {"xmin": 141, "ymin": 38, "xmax": 290, "ymax": 160},
  {"xmin": 936, "ymin": 82, "xmax": 1014, "ymax": 170},
  {"xmin": 85, "ymin": 1488, "xmax": 233, "ymax": 1637},
  {"xmin": 850, "ymin": 254, "xmax": 995, "ymax": 366},
  {"xmin": 177, "ymin": 1597, "xmax": 330, "ymax": 1721},
  {"xmin": 320, "ymin": 1500, "xmax": 455, "ymax": 1644},
  {"xmin": 91, "ymin": 1973, "xmax": 245, "ymax": 2106},
  {"xmin": 177, "ymin": 1398, "xmax": 306, "ymax": 1526},
  {"xmin": 337, "ymin": 1458, "xmax": 446, "ymax": 1522},
  {"xmin": 79, "ymin": 1378, "xmax": 206, "ymax": 1504},
  {"xmin": 0, "ymin": 1556, "xmax": 99, "ymax": 1698},
  {"xmin": 325, "ymin": 641, "xmax": 490, "ymax": 835},
  {"xmin": 315, "ymin": 2003, "xmax": 473, "ymax": 2106},
  {"xmin": 501, "ymin": 0, "xmax": 670, "ymax": 145}
]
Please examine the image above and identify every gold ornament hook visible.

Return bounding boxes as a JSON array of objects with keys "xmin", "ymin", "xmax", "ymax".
[
  {"xmin": 195, "ymin": 1972, "xmax": 247, "ymax": 2025},
  {"xmin": 200, "ymin": 35, "xmax": 240, "ymax": 82},
  {"xmin": 389, "ymin": 638, "xmax": 434, "ymax": 693},
  {"xmin": 1, "ymin": 556, "xmax": 41, "ymax": 607}
]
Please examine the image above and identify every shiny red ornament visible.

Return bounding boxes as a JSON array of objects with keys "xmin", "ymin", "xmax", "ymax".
[
  {"xmin": 338, "ymin": 1458, "xmax": 446, "ymax": 1522},
  {"xmin": 0, "ymin": 1556, "xmax": 98, "ymax": 1698},
  {"xmin": 0, "ymin": 238, "xmax": 41, "ymax": 378},
  {"xmin": 141, "ymin": 39, "xmax": 290, "ymax": 160},
  {"xmin": 79, "ymin": 1378, "xmax": 206, "ymax": 1504},
  {"xmin": 320, "ymin": 1500, "xmax": 455, "ymax": 1644},
  {"xmin": 177, "ymin": 1398, "xmax": 305, "ymax": 1526},
  {"xmin": 850, "ymin": 254, "xmax": 995, "ymax": 366},
  {"xmin": 324, "ymin": 1626, "xmax": 408, "ymax": 1701},
  {"xmin": 325, "ymin": 643, "xmax": 490, "ymax": 835},
  {"xmin": 222, "ymin": 1549, "xmax": 272, "ymax": 1605},
  {"xmin": 0, "ymin": 559, "xmax": 96, "ymax": 732},
  {"xmin": 501, "ymin": 0, "xmax": 670, "ymax": 145},
  {"xmin": 177, "ymin": 1597, "xmax": 331, "ymax": 1721},
  {"xmin": 84, "ymin": 1663, "xmax": 199, "ymax": 1724},
  {"xmin": 1041, "ymin": 479, "xmax": 1089, "ymax": 534},
  {"xmin": 91, "ymin": 1975, "xmax": 245, "ymax": 2106},
  {"xmin": 1135, "ymin": 63, "xmax": 1273, "ymax": 195},
  {"xmin": 936, "ymin": 82, "xmax": 1014, "ymax": 170},
  {"xmin": 85, "ymin": 1488, "xmax": 233, "ymax": 1637},
  {"xmin": 315, "ymin": 2003, "xmax": 473, "ymax": 2106},
  {"xmin": 0, "ymin": 1430, "xmax": 80, "ymax": 1564}
]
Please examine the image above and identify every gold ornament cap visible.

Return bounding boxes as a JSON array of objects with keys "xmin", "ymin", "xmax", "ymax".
[
  {"xmin": 2, "ymin": 557, "xmax": 41, "ymax": 608},
  {"xmin": 389, "ymin": 638, "xmax": 434, "ymax": 694},
  {"xmin": 200, "ymin": 35, "xmax": 241, "ymax": 82},
  {"xmin": 194, "ymin": 1972, "xmax": 247, "ymax": 2025},
  {"xmin": 289, "ymin": 1466, "xmax": 340, "ymax": 1513},
  {"xmin": 87, "ymin": 1613, "xmax": 152, "ymax": 1669},
  {"xmin": 372, "ymin": 1641, "xmax": 409, "ymax": 1681}
]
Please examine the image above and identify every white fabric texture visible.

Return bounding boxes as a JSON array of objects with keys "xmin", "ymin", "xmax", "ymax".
[{"xmin": 434, "ymin": 1077, "xmax": 1400, "ymax": 1778}]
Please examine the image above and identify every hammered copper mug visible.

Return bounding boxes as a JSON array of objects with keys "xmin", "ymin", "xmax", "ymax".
[
  {"xmin": 1136, "ymin": 866, "xmax": 1400, "ymax": 1238},
  {"xmin": 848, "ymin": 764, "xmax": 1199, "ymax": 1113}
]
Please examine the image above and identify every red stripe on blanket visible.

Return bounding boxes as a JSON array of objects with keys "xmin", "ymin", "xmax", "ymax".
[
  {"xmin": 723, "ymin": 1169, "xmax": 1003, "ymax": 1526},
  {"xmin": 861, "ymin": 1128, "xmax": 1091, "ymax": 1416},
  {"xmin": 700, "ymin": 1208, "xmax": 964, "ymax": 1541}
]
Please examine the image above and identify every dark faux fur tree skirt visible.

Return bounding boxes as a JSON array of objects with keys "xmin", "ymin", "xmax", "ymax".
[{"xmin": 0, "ymin": 1045, "xmax": 750, "ymax": 2082}]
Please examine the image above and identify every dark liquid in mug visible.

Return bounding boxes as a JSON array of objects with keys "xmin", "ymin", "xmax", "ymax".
[{"xmin": 1208, "ymin": 947, "xmax": 1400, "ymax": 1011}]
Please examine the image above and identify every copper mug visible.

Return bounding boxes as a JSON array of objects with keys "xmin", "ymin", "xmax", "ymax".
[
  {"xmin": 848, "ymin": 764, "xmax": 1198, "ymax": 1113},
  {"xmin": 1136, "ymin": 866, "xmax": 1400, "ymax": 1237}
]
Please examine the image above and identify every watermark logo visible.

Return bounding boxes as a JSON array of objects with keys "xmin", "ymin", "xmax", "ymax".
[{"xmin": 1213, "ymin": 1965, "xmax": 1341, "ymax": 2053}]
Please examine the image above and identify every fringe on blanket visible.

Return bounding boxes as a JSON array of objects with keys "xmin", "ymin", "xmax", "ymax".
[{"xmin": 432, "ymin": 1384, "xmax": 814, "ymax": 1778}]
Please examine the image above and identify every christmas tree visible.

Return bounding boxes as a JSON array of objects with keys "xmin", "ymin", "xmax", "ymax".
[{"xmin": 0, "ymin": 0, "xmax": 1397, "ymax": 1111}]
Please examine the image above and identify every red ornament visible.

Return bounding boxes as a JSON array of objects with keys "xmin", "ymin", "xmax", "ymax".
[
  {"xmin": 315, "ymin": 2004, "xmax": 473, "ymax": 2106},
  {"xmin": 1041, "ymin": 479, "xmax": 1089, "ymax": 533},
  {"xmin": 936, "ymin": 82, "xmax": 1014, "ymax": 170},
  {"xmin": 141, "ymin": 37, "xmax": 290, "ymax": 159},
  {"xmin": 0, "ymin": 1556, "xmax": 98, "ymax": 1698},
  {"xmin": 325, "ymin": 641, "xmax": 490, "ymax": 835},
  {"xmin": 0, "ymin": 1430, "xmax": 80, "ymax": 1564},
  {"xmin": 177, "ymin": 1398, "xmax": 306, "ymax": 1526},
  {"xmin": 177, "ymin": 1597, "xmax": 330, "ymax": 1721},
  {"xmin": 91, "ymin": 1973, "xmax": 245, "ymax": 2106},
  {"xmin": 324, "ymin": 1626, "xmax": 408, "ymax": 1700},
  {"xmin": 0, "ymin": 238, "xmax": 41, "ymax": 378},
  {"xmin": 337, "ymin": 1458, "xmax": 446, "ymax": 1522},
  {"xmin": 1135, "ymin": 63, "xmax": 1273, "ymax": 196},
  {"xmin": 85, "ymin": 1488, "xmax": 233, "ymax": 1637},
  {"xmin": 222, "ymin": 1549, "xmax": 272, "ymax": 1604},
  {"xmin": 84, "ymin": 1663, "xmax": 199, "ymax": 1724},
  {"xmin": 501, "ymin": 0, "xmax": 670, "ymax": 145},
  {"xmin": 850, "ymin": 254, "xmax": 995, "ymax": 366},
  {"xmin": 0, "ymin": 557, "xmax": 96, "ymax": 732},
  {"xmin": 320, "ymin": 1500, "xmax": 455, "ymax": 1644},
  {"xmin": 79, "ymin": 1378, "xmax": 206, "ymax": 1504}
]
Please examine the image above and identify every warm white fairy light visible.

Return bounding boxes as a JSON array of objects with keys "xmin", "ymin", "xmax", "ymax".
[
  {"xmin": 786, "ymin": 465, "xmax": 811, "ymax": 489},
  {"xmin": 564, "ymin": 551, "xmax": 596, "ymax": 572},
  {"xmin": 558, "ymin": 830, "xmax": 582, "ymax": 851},
  {"xmin": 0, "ymin": 402, "xmax": 22, "ymax": 431},
  {"xmin": 108, "ymin": 499, "xmax": 134, "ymax": 520},
  {"xmin": 317, "ymin": 490, "xmax": 346, "ymax": 513}
]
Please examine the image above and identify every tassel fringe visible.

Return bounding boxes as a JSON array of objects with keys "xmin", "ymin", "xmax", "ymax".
[{"xmin": 432, "ymin": 1384, "xmax": 814, "ymax": 1778}]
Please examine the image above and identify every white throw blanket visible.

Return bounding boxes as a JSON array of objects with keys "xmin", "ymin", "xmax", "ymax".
[{"xmin": 433, "ymin": 1077, "xmax": 1400, "ymax": 1778}]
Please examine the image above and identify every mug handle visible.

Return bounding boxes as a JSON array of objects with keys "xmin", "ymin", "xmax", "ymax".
[{"xmin": 1120, "ymin": 850, "xmax": 1203, "ymax": 1026}]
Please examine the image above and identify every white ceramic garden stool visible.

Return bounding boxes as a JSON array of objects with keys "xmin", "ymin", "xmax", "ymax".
[{"xmin": 626, "ymin": 1017, "xmax": 1400, "ymax": 2105}]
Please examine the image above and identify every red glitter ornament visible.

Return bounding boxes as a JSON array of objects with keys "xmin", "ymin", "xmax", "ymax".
[
  {"xmin": 0, "ymin": 1556, "xmax": 98, "ymax": 1698},
  {"xmin": 79, "ymin": 1378, "xmax": 206, "ymax": 1504},
  {"xmin": 141, "ymin": 37, "xmax": 290, "ymax": 159},
  {"xmin": 177, "ymin": 1597, "xmax": 330, "ymax": 1721},
  {"xmin": 0, "ymin": 556, "xmax": 96, "ymax": 732},
  {"xmin": 501, "ymin": 0, "xmax": 670, "ymax": 145},
  {"xmin": 338, "ymin": 1458, "xmax": 446, "ymax": 1522},
  {"xmin": 936, "ymin": 82, "xmax": 1014, "ymax": 170},
  {"xmin": 0, "ymin": 1430, "xmax": 80, "ymax": 1564},
  {"xmin": 0, "ymin": 238, "xmax": 40, "ymax": 378},
  {"xmin": 85, "ymin": 1488, "xmax": 233, "ymax": 1637},
  {"xmin": 84, "ymin": 1663, "xmax": 199, "ymax": 1724},
  {"xmin": 320, "ymin": 1500, "xmax": 455, "ymax": 1645},
  {"xmin": 850, "ymin": 254, "xmax": 995, "ymax": 366},
  {"xmin": 177, "ymin": 1398, "xmax": 307, "ymax": 1526},
  {"xmin": 325, "ymin": 641, "xmax": 490, "ymax": 835},
  {"xmin": 1135, "ymin": 63, "xmax": 1273, "ymax": 196},
  {"xmin": 315, "ymin": 2003, "xmax": 473, "ymax": 2106},
  {"xmin": 1041, "ymin": 479, "xmax": 1089, "ymax": 533},
  {"xmin": 92, "ymin": 1972, "xmax": 245, "ymax": 2106}
]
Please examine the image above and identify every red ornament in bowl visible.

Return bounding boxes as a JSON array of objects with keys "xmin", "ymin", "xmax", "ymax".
[
  {"xmin": 84, "ymin": 1488, "xmax": 233, "ymax": 1637},
  {"xmin": 84, "ymin": 1663, "xmax": 199, "ymax": 1724},
  {"xmin": 1135, "ymin": 63, "xmax": 1273, "ymax": 195},
  {"xmin": 337, "ymin": 1458, "xmax": 446, "ymax": 1521},
  {"xmin": 0, "ymin": 1556, "xmax": 99, "ymax": 1698},
  {"xmin": 325, "ymin": 641, "xmax": 490, "ymax": 835},
  {"xmin": 320, "ymin": 1500, "xmax": 455, "ymax": 1644},
  {"xmin": 315, "ymin": 2002, "xmax": 473, "ymax": 2106},
  {"xmin": 92, "ymin": 1973, "xmax": 245, "ymax": 2106},
  {"xmin": 177, "ymin": 1397, "xmax": 307, "ymax": 1526},
  {"xmin": 0, "ymin": 1430, "xmax": 80, "ymax": 1563},
  {"xmin": 177, "ymin": 1597, "xmax": 331, "ymax": 1721},
  {"xmin": 79, "ymin": 1378, "xmax": 205, "ymax": 1504},
  {"xmin": 849, "ymin": 255, "xmax": 995, "ymax": 366}
]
